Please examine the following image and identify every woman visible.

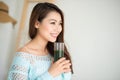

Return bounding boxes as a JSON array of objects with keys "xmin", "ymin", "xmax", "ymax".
[{"xmin": 8, "ymin": 2, "xmax": 73, "ymax": 80}]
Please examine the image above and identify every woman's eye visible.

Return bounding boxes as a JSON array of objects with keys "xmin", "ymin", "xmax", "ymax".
[
  {"xmin": 59, "ymin": 23, "xmax": 62, "ymax": 25},
  {"xmin": 50, "ymin": 22, "xmax": 55, "ymax": 24}
]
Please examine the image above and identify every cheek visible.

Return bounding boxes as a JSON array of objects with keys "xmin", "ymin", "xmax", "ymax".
[
  {"xmin": 39, "ymin": 26, "xmax": 52, "ymax": 37},
  {"xmin": 59, "ymin": 27, "xmax": 62, "ymax": 33},
  {"xmin": 44, "ymin": 26, "xmax": 52, "ymax": 33}
]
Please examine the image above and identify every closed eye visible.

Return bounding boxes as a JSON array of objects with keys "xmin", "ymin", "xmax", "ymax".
[
  {"xmin": 50, "ymin": 22, "xmax": 55, "ymax": 24},
  {"xmin": 59, "ymin": 23, "xmax": 62, "ymax": 25}
]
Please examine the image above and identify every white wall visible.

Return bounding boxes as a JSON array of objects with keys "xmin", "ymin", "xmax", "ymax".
[
  {"xmin": 0, "ymin": 0, "xmax": 24, "ymax": 80},
  {"xmin": 55, "ymin": 0, "xmax": 120, "ymax": 80}
]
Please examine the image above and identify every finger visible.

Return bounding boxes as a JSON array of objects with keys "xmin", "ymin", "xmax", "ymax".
[
  {"xmin": 51, "ymin": 58, "xmax": 54, "ymax": 64},
  {"xmin": 56, "ymin": 57, "xmax": 66, "ymax": 64},
  {"xmin": 61, "ymin": 60, "xmax": 70, "ymax": 66},
  {"xmin": 63, "ymin": 63, "xmax": 71, "ymax": 69},
  {"xmin": 64, "ymin": 68, "xmax": 71, "ymax": 73}
]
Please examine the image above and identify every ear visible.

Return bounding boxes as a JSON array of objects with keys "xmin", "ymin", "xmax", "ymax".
[{"xmin": 35, "ymin": 20, "xmax": 40, "ymax": 28}]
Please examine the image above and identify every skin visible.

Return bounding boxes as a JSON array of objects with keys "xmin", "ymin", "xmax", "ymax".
[{"xmin": 19, "ymin": 11, "xmax": 71, "ymax": 77}]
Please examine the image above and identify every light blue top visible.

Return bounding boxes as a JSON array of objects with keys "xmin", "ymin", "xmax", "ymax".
[{"xmin": 8, "ymin": 52, "xmax": 71, "ymax": 80}]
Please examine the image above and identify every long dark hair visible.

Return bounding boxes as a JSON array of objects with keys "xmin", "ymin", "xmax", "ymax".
[{"xmin": 29, "ymin": 2, "xmax": 73, "ymax": 73}]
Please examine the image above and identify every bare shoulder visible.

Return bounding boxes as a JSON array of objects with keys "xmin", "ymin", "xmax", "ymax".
[{"xmin": 17, "ymin": 46, "xmax": 29, "ymax": 53}]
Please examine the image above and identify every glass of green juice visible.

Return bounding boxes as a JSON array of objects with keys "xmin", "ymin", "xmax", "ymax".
[{"xmin": 54, "ymin": 42, "xmax": 64, "ymax": 62}]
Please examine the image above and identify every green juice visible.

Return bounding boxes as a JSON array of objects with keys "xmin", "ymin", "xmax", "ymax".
[{"xmin": 54, "ymin": 50, "xmax": 64, "ymax": 62}]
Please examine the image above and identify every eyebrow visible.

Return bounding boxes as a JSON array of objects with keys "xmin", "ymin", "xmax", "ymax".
[{"xmin": 49, "ymin": 19, "xmax": 62, "ymax": 23}]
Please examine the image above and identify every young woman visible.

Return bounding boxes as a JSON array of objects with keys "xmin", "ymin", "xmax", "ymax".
[{"xmin": 8, "ymin": 2, "xmax": 73, "ymax": 80}]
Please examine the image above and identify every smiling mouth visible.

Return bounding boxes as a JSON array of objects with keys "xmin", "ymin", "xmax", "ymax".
[{"xmin": 50, "ymin": 33, "xmax": 58, "ymax": 38}]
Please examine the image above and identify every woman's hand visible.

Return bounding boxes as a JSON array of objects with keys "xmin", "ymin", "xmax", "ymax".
[{"xmin": 48, "ymin": 57, "xmax": 71, "ymax": 77}]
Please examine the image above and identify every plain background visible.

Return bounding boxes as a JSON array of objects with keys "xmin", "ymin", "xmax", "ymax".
[
  {"xmin": 55, "ymin": 0, "xmax": 120, "ymax": 80},
  {"xmin": 0, "ymin": 0, "xmax": 120, "ymax": 80}
]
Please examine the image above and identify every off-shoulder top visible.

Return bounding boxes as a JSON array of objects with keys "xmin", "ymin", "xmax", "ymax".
[{"xmin": 8, "ymin": 52, "xmax": 71, "ymax": 80}]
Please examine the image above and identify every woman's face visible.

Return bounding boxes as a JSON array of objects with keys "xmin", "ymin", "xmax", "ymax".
[{"xmin": 35, "ymin": 11, "xmax": 62, "ymax": 42}]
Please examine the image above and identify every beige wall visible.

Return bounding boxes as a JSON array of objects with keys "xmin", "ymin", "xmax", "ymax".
[{"xmin": 0, "ymin": 0, "xmax": 24, "ymax": 79}]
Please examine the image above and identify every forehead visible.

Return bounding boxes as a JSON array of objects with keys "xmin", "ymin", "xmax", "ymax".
[{"xmin": 44, "ymin": 11, "xmax": 62, "ymax": 21}]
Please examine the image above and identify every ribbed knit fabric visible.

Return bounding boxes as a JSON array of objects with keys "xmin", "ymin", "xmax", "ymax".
[{"xmin": 8, "ymin": 52, "xmax": 71, "ymax": 80}]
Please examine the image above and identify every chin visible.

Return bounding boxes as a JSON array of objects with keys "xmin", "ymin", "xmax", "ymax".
[{"xmin": 49, "ymin": 39, "xmax": 57, "ymax": 42}]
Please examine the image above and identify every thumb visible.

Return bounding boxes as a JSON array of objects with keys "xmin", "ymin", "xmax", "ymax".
[{"xmin": 51, "ymin": 58, "xmax": 54, "ymax": 64}]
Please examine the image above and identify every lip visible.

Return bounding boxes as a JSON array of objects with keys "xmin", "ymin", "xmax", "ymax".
[{"xmin": 50, "ymin": 33, "xmax": 58, "ymax": 38}]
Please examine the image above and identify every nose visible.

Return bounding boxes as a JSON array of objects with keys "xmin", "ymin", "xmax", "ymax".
[{"xmin": 54, "ymin": 24, "xmax": 61, "ymax": 31}]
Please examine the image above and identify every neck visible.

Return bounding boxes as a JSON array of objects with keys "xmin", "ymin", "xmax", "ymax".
[{"xmin": 28, "ymin": 35, "xmax": 48, "ymax": 52}]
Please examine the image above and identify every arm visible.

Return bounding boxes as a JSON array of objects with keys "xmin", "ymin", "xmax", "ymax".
[
  {"xmin": 35, "ymin": 71, "xmax": 54, "ymax": 80},
  {"xmin": 7, "ymin": 53, "xmax": 29, "ymax": 80},
  {"xmin": 62, "ymin": 72, "xmax": 72, "ymax": 80},
  {"xmin": 8, "ymin": 52, "xmax": 54, "ymax": 80}
]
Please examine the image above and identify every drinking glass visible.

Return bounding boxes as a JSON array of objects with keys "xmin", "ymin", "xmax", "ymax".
[{"xmin": 54, "ymin": 42, "xmax": 64, "ymax": 62}]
